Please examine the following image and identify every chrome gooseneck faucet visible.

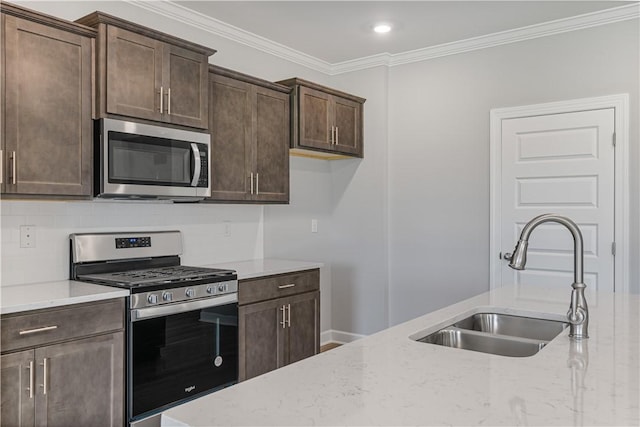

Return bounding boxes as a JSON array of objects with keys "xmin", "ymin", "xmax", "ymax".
[{"xmin": 506, "ymin": 214, "xmax": 589, "ymax": 340}]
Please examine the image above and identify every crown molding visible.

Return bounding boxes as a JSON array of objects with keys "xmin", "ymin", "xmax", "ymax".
[
  {"xmin": 124, "ymin": 0, "xmax": 332, "ymax": 74},
  {"xmin": 126, "ymin": 1, "xmax": 639, "ymax": 76},
  {"xmin": 333, "ymin": 3, "xmax": 640, "ymax": 74}
]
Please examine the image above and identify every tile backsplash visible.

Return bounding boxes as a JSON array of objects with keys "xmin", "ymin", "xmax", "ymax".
[{"xmin": 0, "ymin": 200, "xmax": 264, "ymax": 287}]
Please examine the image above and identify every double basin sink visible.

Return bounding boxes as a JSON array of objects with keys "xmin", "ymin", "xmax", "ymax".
[{"xmin": 414, "ymin": 312, "xmax": 568, "ymax": 357}]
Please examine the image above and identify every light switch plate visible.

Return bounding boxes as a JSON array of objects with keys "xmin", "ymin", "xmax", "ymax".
[{"xmin": 311, "ymin": 219, "xmax": 318, "ymax": 233}]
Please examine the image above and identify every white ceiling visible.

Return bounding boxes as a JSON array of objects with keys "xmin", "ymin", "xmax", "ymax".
[{"xmin": 178, "ymin": 1, "xmax": 633, "ymax": 63}]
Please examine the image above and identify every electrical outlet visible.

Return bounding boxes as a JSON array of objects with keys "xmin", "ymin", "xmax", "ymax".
[
  {"xmin": 223, "ymin": 221, "xmax": 231, "ymax": 237},
  {"xmin": 20, "ymin": 225, "xmax": 36, "ymax": 248},
  {"xmin": 311, "ymin": 219, "xmax": 318, "ymax": 233}
]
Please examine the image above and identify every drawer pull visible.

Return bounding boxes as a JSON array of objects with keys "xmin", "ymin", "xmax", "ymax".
[
  {"xmin": 278, "ymin": 284, "xmax": 296, "ymax": 289},
  {"xmin": 19, "ymin": 325, "xmax": 58, "ymax": 335}
]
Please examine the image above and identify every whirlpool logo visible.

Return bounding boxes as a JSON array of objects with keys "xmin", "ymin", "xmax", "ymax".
[{"xmin": 185, "ymin": 385, "xmax": 196, "ymax": 393}]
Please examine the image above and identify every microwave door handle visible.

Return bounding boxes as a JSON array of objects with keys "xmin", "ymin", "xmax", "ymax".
[{"xmin": 190, "ymin": 143, "xmax": 201, "ymax": 187}]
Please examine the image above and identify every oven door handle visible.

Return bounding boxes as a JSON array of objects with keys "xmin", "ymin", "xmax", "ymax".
[
  {"xmin": 190, "ymin": 143, "xmax": 201, "ymax": 187},
  {"xmin": 131, "ymin": 293, "xmax": 237, "ymax": 322}
]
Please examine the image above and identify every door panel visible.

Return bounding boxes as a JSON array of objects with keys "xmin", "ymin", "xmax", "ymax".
[
  {"xmin": 106, "ymin": 26, "xmax": 163, "ymax": 122},
  {"xmin": 298, "ymin": 86, "xmax": 331, "ymax": 150},
  {"xmin": 333, "ymin": 96, "xmax": 362, "ymax": 156},
  {"xmin": 500, "ymin": 108, "xmax": 615, "ymax": 293},
  {"xmin": 208, "ymin": 74, "xmax": 252, "ymax": 201},
  {"xmin": 285, "ymin": 291, "xmax": 319, "ymax": 366},
  {"xmin": 1, "ymin": 350, "xmax": 35, "ymax": 427},
  {"xmin": 3, "ymin": 16, "xmax": 92, "ymax": 196},
  {"xmin": 254, "ymin": 86, "xmax": 289, "ymax": 202},
  {"xmin": 238, "ymin": 299, "xmax": 284, "ymax": 381},
  {"xmin": 166, "ymin": 45, "xmax": 208, "ymax": 129},
  {"xmin": 35, "ymin": 333, "xmax": 124, "ymax": 427}
]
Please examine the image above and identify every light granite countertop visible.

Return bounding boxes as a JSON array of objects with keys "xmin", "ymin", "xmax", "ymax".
[
  {"xmin": 203, "ymin": 258, "xmax": 323, "ymax": 280},
  {"xmin": 163, "ymin": 284, "xmax": 640, "ymax": 426},
  {"xmin": 0, "ymin": 259, "xmax": 321, "ymax": 314},
  {"xmin": 0, "ymin": 280, "xmax": 129, "ymax": 314}
]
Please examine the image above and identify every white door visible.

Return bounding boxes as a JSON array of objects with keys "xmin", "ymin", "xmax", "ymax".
[{"xmin": 499, "ymin": 108, "xmax": 615, "ymax": 293}]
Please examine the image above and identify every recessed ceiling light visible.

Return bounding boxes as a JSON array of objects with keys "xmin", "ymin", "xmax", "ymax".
[{"xmin": 373, "ymin": 24, "xmax": 392, "ymax": 34}]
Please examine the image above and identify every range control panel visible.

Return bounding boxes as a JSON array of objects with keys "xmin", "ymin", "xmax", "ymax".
[{"xmin": 115, "ymin": 236, "xmax": 151, "ymax": 249}]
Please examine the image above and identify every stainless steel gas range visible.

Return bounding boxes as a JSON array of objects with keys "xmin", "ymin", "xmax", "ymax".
[{"xmin": 69, "ymin": 231, "xmax": 238, "ymax": 424}]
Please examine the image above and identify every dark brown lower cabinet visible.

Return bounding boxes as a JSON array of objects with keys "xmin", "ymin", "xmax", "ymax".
[
  {"xmin": 0, "ymin": 299, "xmax": 125, "ymax": 427},
  {"xmin": 238, "ymin": 270, "xmax": 320, "ymax": 381}
]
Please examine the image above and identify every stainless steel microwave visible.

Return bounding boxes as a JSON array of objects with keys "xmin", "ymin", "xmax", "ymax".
[{"xmin": 95, "ymin": 119, "xmax": 211, "ymax": 201}]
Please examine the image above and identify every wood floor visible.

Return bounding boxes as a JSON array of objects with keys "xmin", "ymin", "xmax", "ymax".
[{"xmin": 320, "ymin": 342, "xmax": 342, "ymax": 352}]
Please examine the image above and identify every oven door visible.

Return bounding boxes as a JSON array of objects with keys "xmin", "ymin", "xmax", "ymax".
[
  {"xmin": 98, "ymin": 118, "xmax": 210, "ymax": 199},
  {"xmin": 129, "ymin": 294, "xmax": 238, "ymax": 421}
]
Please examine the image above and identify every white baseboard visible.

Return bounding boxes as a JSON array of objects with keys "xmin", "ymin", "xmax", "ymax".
[{"xmin": 320, "ymin": 329, "xmax": 366, "ymax": 346}]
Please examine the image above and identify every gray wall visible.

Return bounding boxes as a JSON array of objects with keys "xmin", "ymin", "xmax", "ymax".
[
  {"xmin": 388, "ymin": 19, "xmax": 640, "ymax": 325},
  {"xmin": 8, "ymin": 1, "xmax": 639, "ymax": 336}
]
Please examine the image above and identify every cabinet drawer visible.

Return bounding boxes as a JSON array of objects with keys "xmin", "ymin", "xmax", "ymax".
[
  {"xmin": 239, "ymin": 269, "xmax": 319, "ymax": 305},
  {"xmin": 1, "ymin": 298, "xmax": 125, "ymax": 353}
]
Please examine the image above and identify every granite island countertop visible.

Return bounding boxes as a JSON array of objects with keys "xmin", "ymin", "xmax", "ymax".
[{"xmin": 163, "ymin": 284, "xmax": 639, "ymax": 426}]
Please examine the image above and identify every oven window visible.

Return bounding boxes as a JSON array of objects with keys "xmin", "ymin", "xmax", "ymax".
[
  {"xmin": 109, "ymin": 131, "xmax": 192, "ymax": 186},
  {"xmin": 130, "ymin": 303, "xmax": 238, "ymax": 419}
]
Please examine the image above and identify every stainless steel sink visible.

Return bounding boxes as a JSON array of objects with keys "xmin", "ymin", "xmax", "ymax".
[
  {"xmin": 413, "ymin": 312, "xmax": 568, "ymax": 357},
  {"xmin": 453, "ymin": 313, "xmax": 568, "ymax": 342},
  {"xmin": 418, "ymin": 328, "xmax": 546, "ymax": 357}
]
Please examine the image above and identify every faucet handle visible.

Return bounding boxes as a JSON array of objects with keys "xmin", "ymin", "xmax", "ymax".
[{"xmin": 502, "ymin": 252, "xmax": 513, "ymax": 261}]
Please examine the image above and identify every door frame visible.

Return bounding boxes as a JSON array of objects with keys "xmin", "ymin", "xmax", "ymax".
[{"xmin": 489, "ymin": 94, "xmax": 630, "ymax": 293}]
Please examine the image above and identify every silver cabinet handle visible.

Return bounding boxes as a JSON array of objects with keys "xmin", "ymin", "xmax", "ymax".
[
  {"xmin": 280, "ymin": 305, "xmax": 286, "ymax": 329},
  {"xmin": 159, "ymin": 86, "xmax": 164, "ymax": 113},
  {"xmin": 167, "ymin": 87, "xmax": 171, "ymax": 115},
  {"xmin": 19, "ymin": 325, "xmax": 58, "ymax": 335},
  {"xmin": 336, "ymin": 127, "xmax": 339, "ymax": 145},
  {"xmin": 10, "ymin": 151, "xmax": 16, "ymax": 184},
  {"xmin": 255, "ymin": 173, "xmax": 259, "ymax": 195},
  {"xmin": 250, "ymin": 173, "xmax": 254, "ymax": 194},
  {"xmin": 287, "ymin": 303, "xmax": 291, "ymax": 327},
  {"xmin": 40, "ymin": 358, "xmax": 48, "ymax": 395},
  {"xmin": 0, "ymin": 149, "xmax": 3, "ymax": 184},
  {"xmin": 28, "ymin": 360, "xmax": 34, "ymax": 399},
  {"xmin": 278, "ymin": 284, "xmax": 296, "ymax": 289}
]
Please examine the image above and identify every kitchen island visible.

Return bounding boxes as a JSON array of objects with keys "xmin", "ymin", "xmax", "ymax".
[{"xmin": 163, "ymin": 285, "xmax": 639, "ymax": 426}]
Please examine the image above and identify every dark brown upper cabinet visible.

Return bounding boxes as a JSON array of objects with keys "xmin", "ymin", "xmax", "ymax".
[
  {"xmin": 207, "ymin": 66, "xmax": 291, "ymax": 203},
  {"xmin": 278, "ymin": 78, "xmax": 365, "ymax": 159},
  {"xmin": 1, "ymin": 3, "xmax": 94, "ymax": 197},
  {"xmin": 76, "ymin": 12, "xmax": 215, "ymax": 130}
]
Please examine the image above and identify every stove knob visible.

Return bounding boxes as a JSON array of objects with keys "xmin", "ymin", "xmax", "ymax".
[
  {"xmin": 218, "ymin": 284, "xmax": 227, "ymax": 293},
  {"xmin": 185, "ymin": 288, "xmax": 195, "ymax": 298},
  {"xmin": 147, "ymin": 294, "xmax": 158, "ymax": 304},
  {"xmin": 163, "ymin": 291, "xmax": 173, "ymax": 302},
  {"xmin": 206, "ymin": 286, "xmax": 214, "ymax": 294}
]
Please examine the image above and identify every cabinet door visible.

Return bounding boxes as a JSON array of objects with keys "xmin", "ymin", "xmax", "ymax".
[
  {"xmin": 238, "ymin": 299, "xmax": 285, "ymax": 381},
  {"xmin": 285, "ymin": 291, "xmax": 320, "ymax": 366},
  {"xmin": 333, "ymin": 96, "xmax": 363, "ymax": 157},
  {"xmin": 3, "ymin": 16, "xmax": 92, "ymax": 196},
  {"xmin": 34, "ymin": 332, "xmax": 124, "ymax": 427},
  {"xmin": 165, "ymin": 45, "xmax": 209, "ymax": 129},
  {"xmin": 208, "ymin": 74, "xmax": 252, "ymax": 201},
  {"xmin": 1, "ymin": 350, "xmax": 35, "ymax": 427},
  {"xmin": 298, "ymin": 86, "xmax": 332, "ymax": 151},
  {"xmin": 253, "ymin": 86, "xmax": 290, "ymax": 203},
  {"xmin": 106, "ymin": 25, "xmax": 163, "ymax": 122}
]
